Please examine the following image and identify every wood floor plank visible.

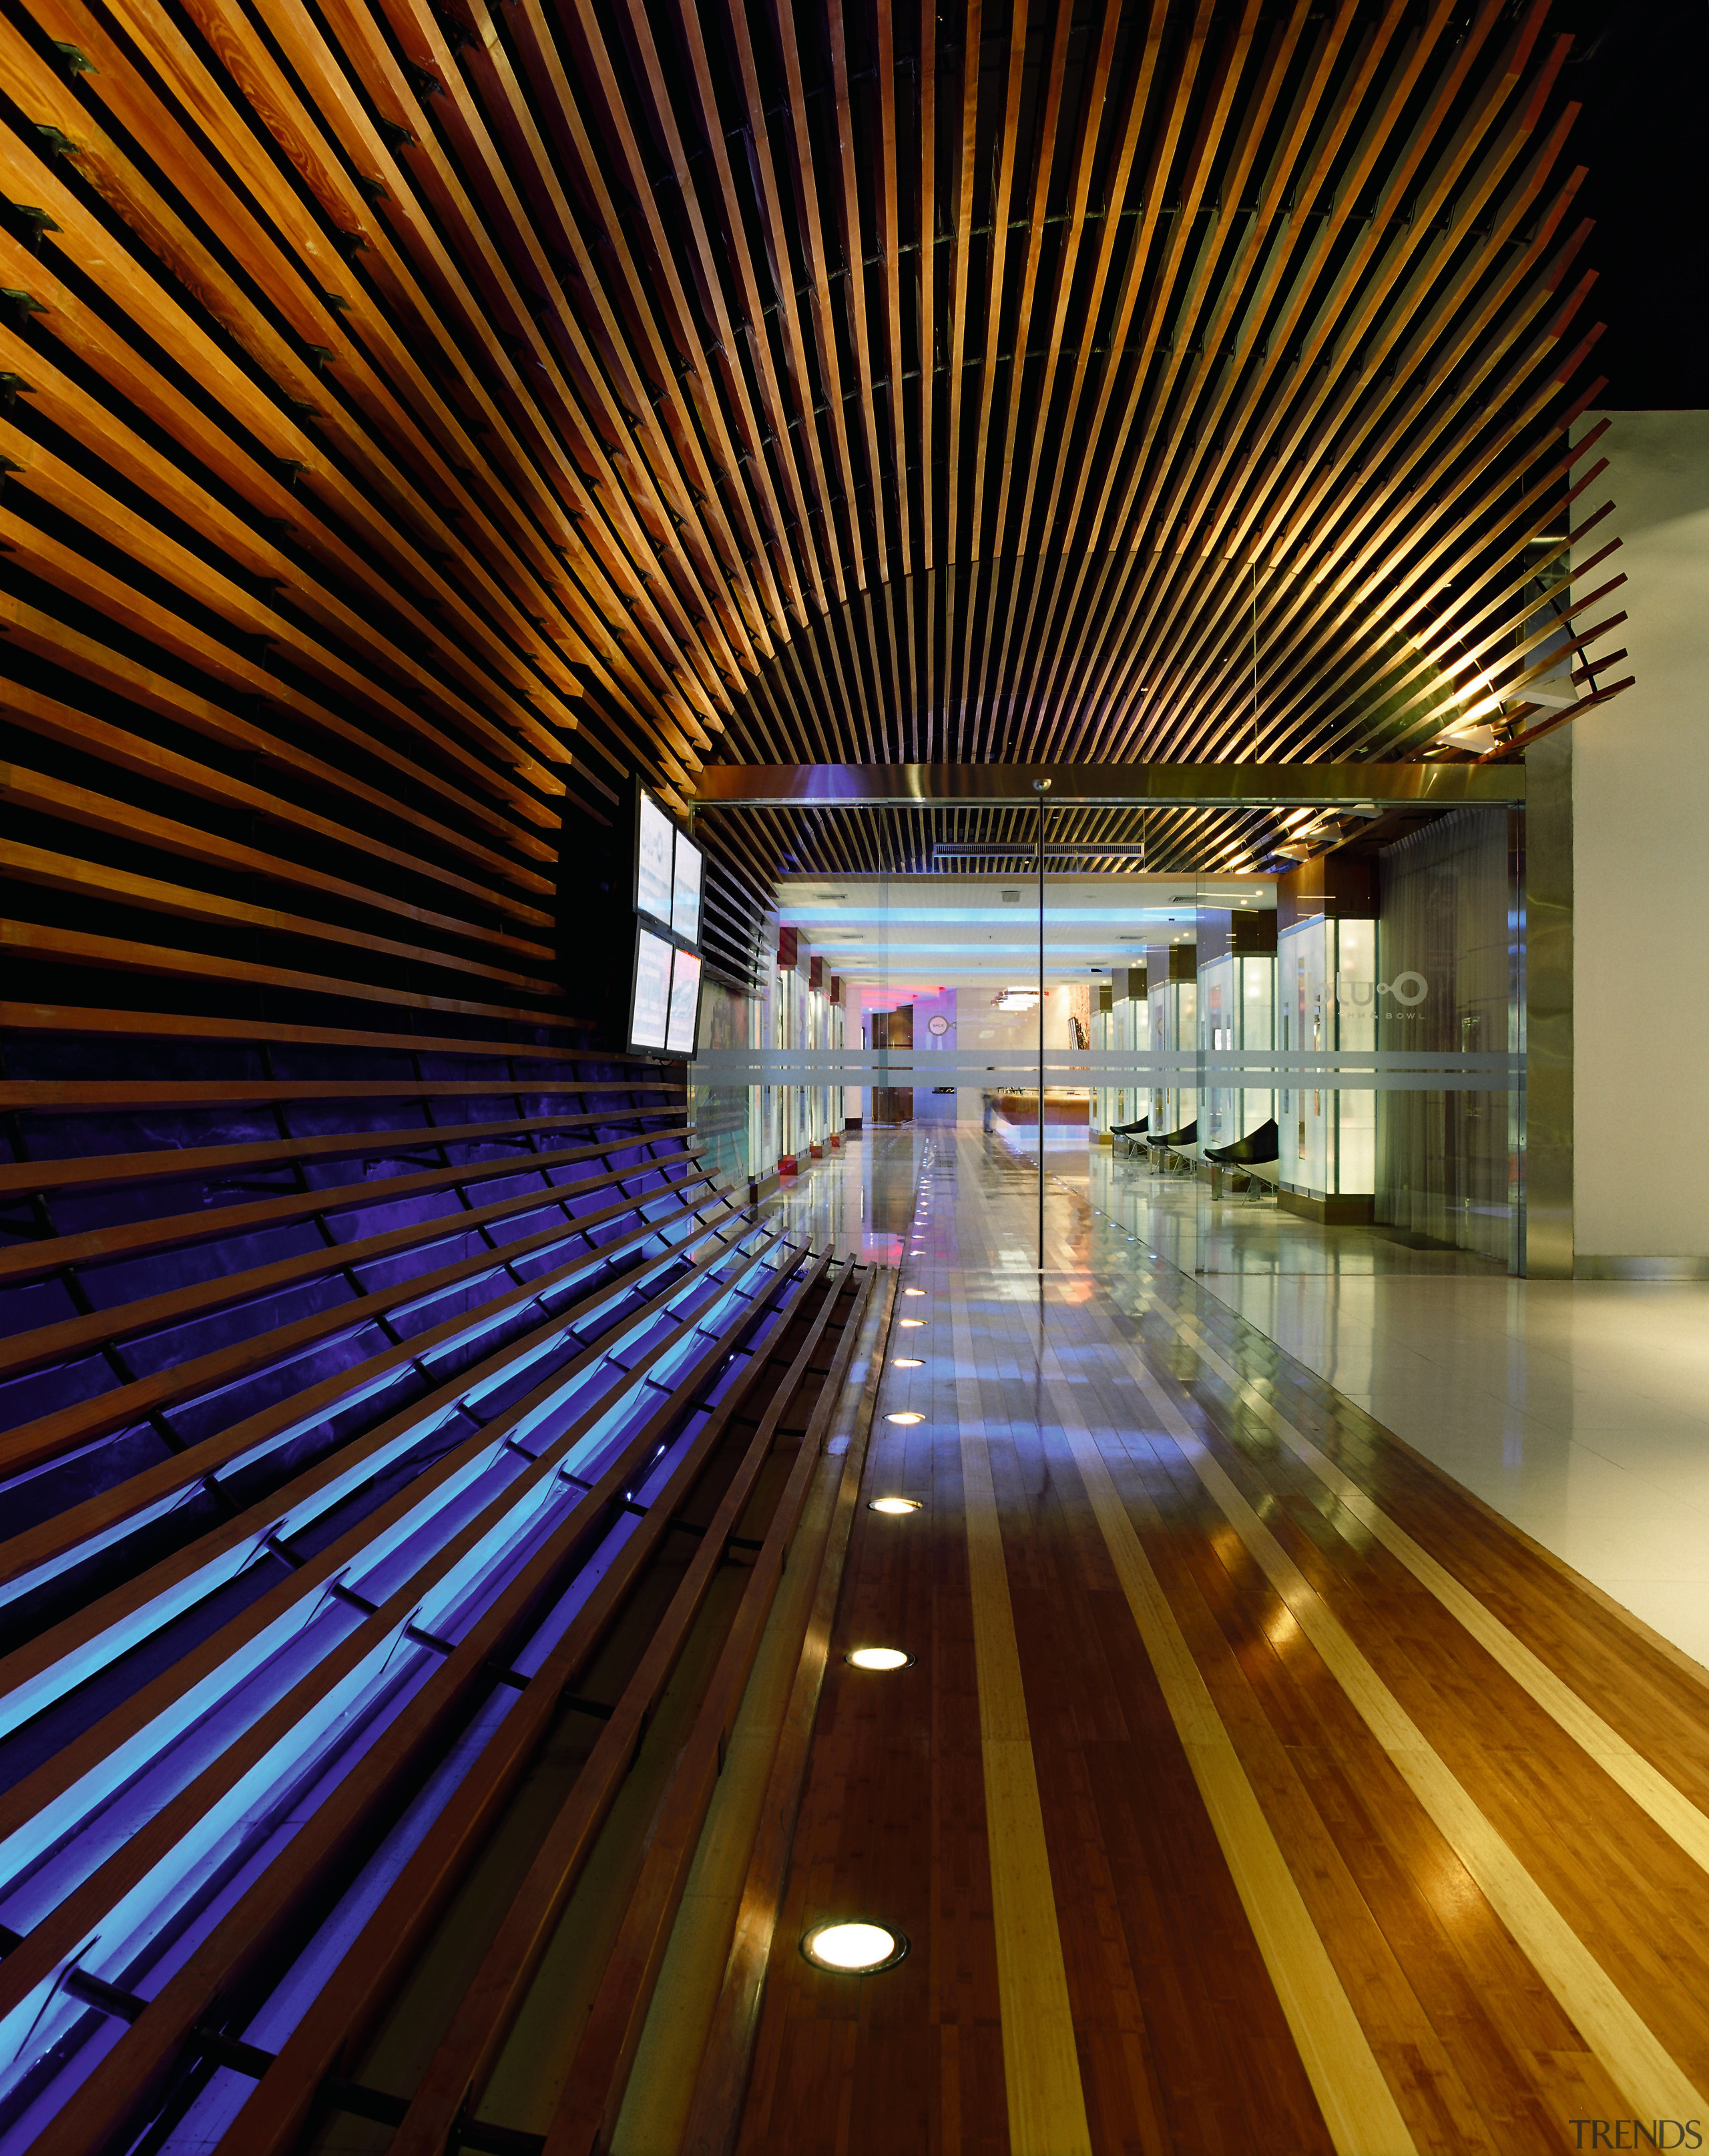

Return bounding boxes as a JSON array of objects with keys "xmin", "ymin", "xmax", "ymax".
[
  {"xmin": 734, "ymin": 1395, "xmax": 1007, "ymax": 2153},
  {"xmin": 728, "ymin": 1135, "xmax": 1709, "ymax": 2155},
  {"xmin": 1032, "ymin": 1342, "xmax": 1417, "ymax": 2156},
  {"xmin": 1110, "ymin": 1334, "xmax": 1709, "ymax": 2129},
  {"xmin": 1160, "ymin": 1296, "xmax": 1709, "ymax": 1875},
  {"xmin": 1128, "ymin": 1272, "xmax": 1709, "ymax": 1792},
  {"xmin": 1106, "ymin": 1283, "xmax": 1709, "ymax": 2094},
  {"xmin": 949, "ymin": 1294, "xmax": 1094, "ymax": 2156}
]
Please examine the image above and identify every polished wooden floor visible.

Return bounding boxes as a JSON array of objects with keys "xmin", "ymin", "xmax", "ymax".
[{"xmin": 736, "ymin": 1132, "xmax": 1709, "ymax": 2155}]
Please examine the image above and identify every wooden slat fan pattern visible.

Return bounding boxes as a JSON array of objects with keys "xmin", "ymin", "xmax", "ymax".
[
  {"xmin": 4, "ymin": 0, "xmax": 1626, "ymax": 901},
  {"xmin": 0, "ymin": 0, "xmax": 1632, "ymax": 2143}
]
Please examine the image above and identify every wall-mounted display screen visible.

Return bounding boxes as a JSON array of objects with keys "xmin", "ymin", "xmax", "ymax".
[
  {"xmin": 671, "ymin": 832, "xmax": 704, "ymax": 945},
  {"xmin": 630, "ymin": 926, "xmax": 673, "ymax": 1051},
  {"xmin": 636, "ymin": 788, "xmax": 675, "ymax": 928},
  {"xmin": 666, "ymin": 948, "xmax": 702, "ymax": 1056}
]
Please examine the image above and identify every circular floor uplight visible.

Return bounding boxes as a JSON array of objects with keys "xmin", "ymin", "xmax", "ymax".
[
  {"xmin": 885, "ymin": 1410, "xmax": 925, "ymax": 1425},
  {"xmin": 898, "ymin": 1318, "xmax": 926, "ymax": 1328},
  {"xmin": 868, "ymin": 1496, "xmax": 921, "ymax": 1515},
  {"xmin": 891, "ymin": 1356, "xmax": 924, "ymax": 1368},
  {"xmin": 903, "ymin": 1288, "xmax": 927, "ymax": 1298},
  {"xmin": 801, "ymin": 1920, "xmax": 909, "ymax": 1974},
  {"xmin": 846, "ymin": 1646, "xmax": 914, "ymax": 1671}
]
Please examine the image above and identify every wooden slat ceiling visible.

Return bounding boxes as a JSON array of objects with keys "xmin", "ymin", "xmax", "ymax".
[{"xmin": 1, "ymin": 0, "xmax": 1623, "ymax": 925}]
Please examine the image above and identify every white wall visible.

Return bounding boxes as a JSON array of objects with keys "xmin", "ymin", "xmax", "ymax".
[{"xmin": 1573, "ymin": 413, "xmax": 1709, "ymax": 1262}]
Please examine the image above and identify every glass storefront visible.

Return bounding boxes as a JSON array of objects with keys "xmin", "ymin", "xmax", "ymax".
[{"xmin": 690, "ymin": 802, "xmax": 1526, "ymax": 1276}]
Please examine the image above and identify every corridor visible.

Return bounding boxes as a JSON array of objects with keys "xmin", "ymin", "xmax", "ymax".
[{"xmin": 738, "ymin": 1132, "xmax": 1709, "ymax": 2155}]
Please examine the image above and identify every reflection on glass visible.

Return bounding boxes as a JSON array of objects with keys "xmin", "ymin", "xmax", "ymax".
[
  {"xmin": 671, "ymin": 830, "xmax": 704, "ymax": 943},
  {"xmin": 666, "ymin": 949, "xmax": 702, "ymax": 1055},
  {"xmin": 630, "ymin": 928, "xmax": 672, "ymax": 1051},
  {"xmin": 636, "ymin": 789, "xmax": 674, "ymax": 926}
]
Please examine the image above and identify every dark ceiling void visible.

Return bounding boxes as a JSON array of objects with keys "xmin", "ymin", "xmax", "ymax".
[{"xmin": 1556, "ymin": 0, "xmax": 1709, "ymax": 411}]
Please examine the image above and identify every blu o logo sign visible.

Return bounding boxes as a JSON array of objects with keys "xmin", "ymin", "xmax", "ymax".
[{"xmin": 1336, "ymin": 971, "xmax": 1428, "ymax": 1009}]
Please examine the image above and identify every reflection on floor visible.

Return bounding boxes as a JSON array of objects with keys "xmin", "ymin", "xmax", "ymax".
[
  {"xmin": 985, "ymin": 1132, "xmax": 1709, "ymax": 1665},
  {"xmin": 746, "ymin": 1127, "xmax": 1709, "ymax": 2155},
  {"xmin": 1075, "ymin": 1138, "xmax": 1507, "ymax": 1278},
  {"xmin": 1204, "ymin": 1270, "xmax": 1709, "ymax": 1672}
]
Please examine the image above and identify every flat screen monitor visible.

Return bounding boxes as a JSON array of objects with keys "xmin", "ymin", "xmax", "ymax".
[
  {"xmin": 636, "ymin": 788, "xmax": 674, "ymax": 928},
  {"xmin": 671, "ymin": 831, "xmax": 704, "ymax": 946},
  {"xmin": 666, "ymin": 948, "xmax": 702, "ymax": 1056},
  {"xmin": 629, "ymin": 926, "xmax": 672, "ymax": 1051}
]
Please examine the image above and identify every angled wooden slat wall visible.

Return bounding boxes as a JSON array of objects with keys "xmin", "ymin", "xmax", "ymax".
[{"xmin": 0, "ymin": 0, "xmax": 1631, "ymax": 2142}]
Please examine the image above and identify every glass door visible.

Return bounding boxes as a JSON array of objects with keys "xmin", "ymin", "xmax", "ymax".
[
  {"xmin": 1181, "ymin": 812, "xmax": 1524, "ymax": 1282},
  {"xmin": 690, "ymin": 800, "xmax": 1525, "ymax": 1281}
]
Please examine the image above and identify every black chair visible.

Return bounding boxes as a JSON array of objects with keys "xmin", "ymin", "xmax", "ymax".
[
  {"xmin": 1203, "ymin": 1118, "xmax": 1277, "ymax": 1165},
  {"xmin": 1146, "ymin": 1119, "xmax": 1198, "ymax": 1174},
  {"xmin": 1110, "ymin": 1117, "xmax": 1149, "ymax": 1135},
  {"xmin": 1203, "ymin": 1119, "xmax": 1279, "ymax": 1202}
]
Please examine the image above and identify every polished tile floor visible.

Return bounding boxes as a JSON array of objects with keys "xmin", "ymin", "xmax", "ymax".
[
  {"xmin": 786, "ymin": 1128, "xmax": 1709, "ymax": 1669},
  {"xmin": 748, "ymin": 1125, "xmax": 1709, "ymax": 2155},
  {"xmin": 1073, "ymin": 1147, "xmax": 1709, "ymax": 1671}
]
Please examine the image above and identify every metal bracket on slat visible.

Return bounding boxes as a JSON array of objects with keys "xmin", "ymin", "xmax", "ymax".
[
  {"xmin": 447, "ymin": 2108, "xmax": 548, "ymax": 2155},
  {"xmin": 39, "ymin": 1963, "xmax": 343, "ymax": 2098},
  {"xmin": 64, "ymin": 1969, "xmax": 144, "ymax": 2021},
  {"xmin": 195, "ymin": 2027, "xmax": 279, "ymax": 2079},
  {"xmin": 320, "ymin": 2079, "xmax": 409, "ymax": 2127}
]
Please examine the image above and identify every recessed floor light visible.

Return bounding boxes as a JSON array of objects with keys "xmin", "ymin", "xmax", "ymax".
[
  {"xmin": 846, "ymin": 1646, "xmax": 914, "ymax": 1671},
  {"xmin": 868, "ymin": 1496, "xmax": 921, "ymax": 1515},
  {"xmin": 903, "ymin": 1288, "xmax": 927, "ymax": 1298},
  {"xmin": 885, "ymin": 1410, "xmax": 925, "ymax": 1425},
  {"xmin": 898, "ymin": 1318, "xmax": 926, "ymax": 1328},
  {"xmin": 800, "ymin": 1920, "xmax": 909, "ymax": 1973},
  {"xmin": 891, "ymin": 1356, "xmax": 924, "ymax": 1368}
]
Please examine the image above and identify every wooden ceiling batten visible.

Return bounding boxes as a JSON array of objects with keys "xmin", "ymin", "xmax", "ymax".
[{"xmin": 0, "ymin": 0, "xmax": 1625, "ymax": 930}]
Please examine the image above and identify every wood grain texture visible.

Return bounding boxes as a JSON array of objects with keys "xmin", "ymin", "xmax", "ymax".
[
  {"xmin": 0, "ymin": 0, "xmax": 1648, "ymax": 2139},
  {"xmin": 672, "ymin": 1268, "xmax": 901, "ymax": 2156},
  {"xmin": 725, "ymin": 1133, "xmax": 1709, "ymax": 2156},
  {"xmin": 953, "ymin": 1394, "xmax": 1093, "ymax": 2156},
  {"xmin": 0, "ymin": 0, "xmax": 1622, "ymax": 909}
]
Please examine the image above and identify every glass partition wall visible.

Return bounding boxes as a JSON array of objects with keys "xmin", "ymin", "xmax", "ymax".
[{"xmin": 690, "ymin": 802, "xmax": 1526, "ymax": 1278}]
